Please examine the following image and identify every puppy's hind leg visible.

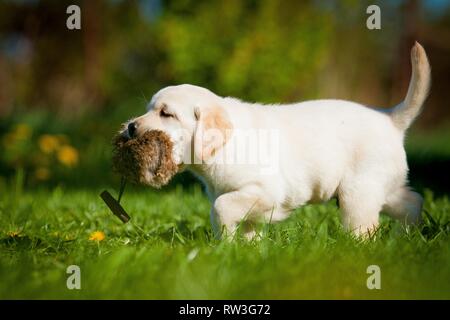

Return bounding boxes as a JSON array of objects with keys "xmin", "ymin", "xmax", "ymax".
[{"xmin": 383, "ymin": 187, "xmax": 423, "ymax": 225}]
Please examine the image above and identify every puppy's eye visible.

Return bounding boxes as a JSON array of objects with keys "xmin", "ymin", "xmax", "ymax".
[{"xmin": 160, "ymin": 109, "xmax": 174, "ymax": 118}]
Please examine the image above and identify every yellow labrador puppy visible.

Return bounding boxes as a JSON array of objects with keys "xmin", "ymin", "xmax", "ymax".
[{"xmin": 123, "ymin": 42, "xmax": 430, "ymax": 239}]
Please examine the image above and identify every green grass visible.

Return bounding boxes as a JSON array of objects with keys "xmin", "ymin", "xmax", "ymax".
[{"xmin": 0, "ymin": 182, "xmax": 449, "ymax": 299}]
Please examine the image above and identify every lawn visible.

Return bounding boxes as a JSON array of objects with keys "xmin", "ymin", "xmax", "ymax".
[{"xmin": 0, "ymin": 180, "xmax": 449, "ymax": 299}]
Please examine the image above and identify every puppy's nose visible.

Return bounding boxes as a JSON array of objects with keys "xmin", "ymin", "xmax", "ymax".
[{"xmin": 127, "ymin": 122, "xmax": 138, "ymax": 138}]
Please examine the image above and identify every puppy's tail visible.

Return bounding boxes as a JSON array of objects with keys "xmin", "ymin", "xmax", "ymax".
[{"xmin": 390, "ymin": 42, "xmax": 431, "ymax": 131}]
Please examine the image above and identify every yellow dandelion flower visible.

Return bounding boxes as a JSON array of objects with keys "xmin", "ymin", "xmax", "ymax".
[
  {"xmin": 7, "ymin": 231, "xmax": 20, "ymax": 238},
  {"xmin": 2, "ymin": 124, "xmax": 31, "ymax": 146},
  {"xmin": 57, "ymin": 145, "xmax": 79, "ymax": 167},
  {"xmin": 38, "ymin": 134, "xmax": 60, "ymax": 154},
  {"xmin": 89, "ymin": 231, "xmax": 105, "ymax": 241},
  {"xmin": 35, "ymin": 167, "xmax": 50, "ymax": 180},
  {"xmin": 13, "ymin": 124, "xmax": 32, "ymax": 140}
]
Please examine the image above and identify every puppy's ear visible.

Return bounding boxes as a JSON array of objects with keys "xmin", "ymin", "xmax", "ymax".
[{"xmin": 194, "ymin": 105, "xmax": 233, "ymax": 162}]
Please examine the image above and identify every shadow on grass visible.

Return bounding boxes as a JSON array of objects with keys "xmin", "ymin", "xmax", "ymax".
[{"xmin": 408, "ymin": 153, "xmax": 450, "ymax": 197}]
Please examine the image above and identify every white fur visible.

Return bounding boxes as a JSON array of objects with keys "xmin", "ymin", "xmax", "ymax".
[{"xmin": 128, "ymin": 42, "xmax": 431, "ymax": 239}]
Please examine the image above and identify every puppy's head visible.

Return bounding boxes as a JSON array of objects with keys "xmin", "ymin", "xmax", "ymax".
[{"xmin": 122, "ymin": 84, "xmax": 233, "ymax": 172}]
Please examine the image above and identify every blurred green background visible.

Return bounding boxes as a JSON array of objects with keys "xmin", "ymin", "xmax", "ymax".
[{"xmin": 0, "ymin": 0, "xmax": 449, "ymax": 192}]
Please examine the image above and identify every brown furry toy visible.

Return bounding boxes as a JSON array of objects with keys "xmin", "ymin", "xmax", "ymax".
[{"xmin": 112, "ymin": 130, "xmax": 179, "ymax": 188}]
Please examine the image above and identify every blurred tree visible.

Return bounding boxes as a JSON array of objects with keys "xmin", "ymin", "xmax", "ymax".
[
  {"xmin": 157, "ymin": 0, "xmax": 332, "ymax": 103},
  {"xmin": 83, "ymin": 0, "xmax": 103, "ymax": 108},
  {"xmin": 0, "ymin": 0, "xmax": 449, "ymax": 126}
]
